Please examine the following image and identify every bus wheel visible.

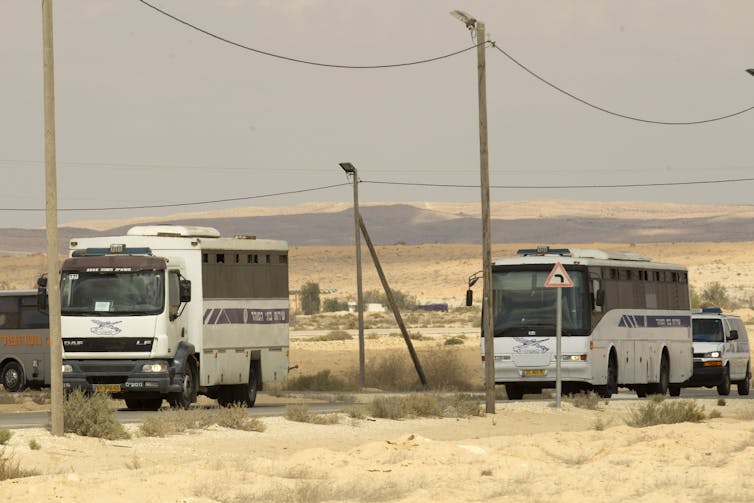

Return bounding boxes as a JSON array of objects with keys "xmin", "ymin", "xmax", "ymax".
[
  {"xmin": 717, "ymin": 366, "xmax": 731, "ymax": 396},
  {"xmin": 737, "ymin": 363, "xmax": 750, "ymax": 396},
  {"xmin": 505, "ymin": 383, "xmax": 524, "ymax": 400},
  {"xmin": 635, "ymin": 386, "xmax": 647, "ymax": 398},
  {"xmin": 1, "ymin": 361, "xmax": 25, "ymax": 393},
  {"xmin": 597, "ymin": 353, "xmax": 618, "ymax": 399},
  {"xmin": 668, "ymin": 385, "xmax": 681, "ymax": 397},
  {"xmin": 652, "ymin": 353, "xmax": 670, "ymax": 396},
  {"xmin": 237, "ymin": 365, "xmax": 258, "ymax": 408}
]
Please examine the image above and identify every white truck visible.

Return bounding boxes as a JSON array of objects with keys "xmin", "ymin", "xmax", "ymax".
[{"xmin": 40, "ymin": 225, "xmax": 289, "ymax": 410}]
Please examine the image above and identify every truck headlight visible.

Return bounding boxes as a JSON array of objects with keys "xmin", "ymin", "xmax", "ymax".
[
  {"xmin": 704, "ymin": 351, "xmax": 721, "ymax": 358},
  {"xmin": 562, "ymin": 354, "xmax": 588, "ymax": 361},
  {"xmin": 141, "ymin": 363, "xmax": 167, "ymax": 373},
  {"xmin": 62, "ymin": 364, "xmax": 73, "ymax": 373}
]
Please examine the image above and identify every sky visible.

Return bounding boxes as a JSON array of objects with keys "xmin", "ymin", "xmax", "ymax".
[{"xmin": 1, "ymin": 0, "xmax": 753, "ymax": 229}]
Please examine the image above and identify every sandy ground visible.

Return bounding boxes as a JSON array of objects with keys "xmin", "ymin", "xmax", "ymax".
[{"xmin": 1, "ymin": 334, "xmax": 753, "ymax": 502}]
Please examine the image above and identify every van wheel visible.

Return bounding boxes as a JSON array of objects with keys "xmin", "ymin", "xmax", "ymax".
[
  {"xmin": 717, "ymin": 366, "xmax": 731, "ymax": 396},
  {"xmin": 1, "ymin": 361, "xmax": 25, "ymax": 393},
  {"xmin": 505, "ymin": 383, "xmax": 524, "ymax": 400},
  {"xmin": 737, "ymin": 363, "xmax": 750, "ymax": 396}
]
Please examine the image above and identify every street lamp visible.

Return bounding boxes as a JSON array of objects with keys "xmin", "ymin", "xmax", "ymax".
[
  {"xmin": 747, "ymin": 69, "xmax": 754, "ymax": 77},
  {"xmin": 451, "ymin": 10, "xmax": 495, "ymax": 414},
  {"xmin": 339, "ymin": 162, "xmax": 365, "ymax": 388}
]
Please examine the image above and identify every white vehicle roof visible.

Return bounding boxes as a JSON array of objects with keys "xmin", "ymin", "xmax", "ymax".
[{"xmin": 493, "ymin": 247, "xmax": 687, "ymax": 271}]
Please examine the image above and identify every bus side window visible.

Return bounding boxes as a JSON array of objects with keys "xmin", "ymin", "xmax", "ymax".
[{"xmin": 0, "ymin": 297, "xmax": 19, "ymax": 329}]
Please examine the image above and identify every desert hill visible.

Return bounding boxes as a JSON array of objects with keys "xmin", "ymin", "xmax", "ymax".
[{"xmin": 2, "ymin": 200, "xmax": 754, "ymax": 255}]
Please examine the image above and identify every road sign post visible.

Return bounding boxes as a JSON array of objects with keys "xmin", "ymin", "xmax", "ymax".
[{"xmin": 544, "ymin": 262, "xmax": 574, "ymax": 409}]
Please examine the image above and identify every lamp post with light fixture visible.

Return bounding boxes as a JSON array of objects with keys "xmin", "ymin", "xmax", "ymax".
[
  {"xmin": 339, "ymin": 162, "xmax": 365, "ymax": 388},
  {"xmin": 451, "ymin": 10, "xmax": 495, "ymax": 414}
]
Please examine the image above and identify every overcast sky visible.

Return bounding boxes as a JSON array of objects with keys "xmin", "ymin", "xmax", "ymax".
[{"xmin": 1, "ymin": 0, "xmax": 753, "ymax": 229}]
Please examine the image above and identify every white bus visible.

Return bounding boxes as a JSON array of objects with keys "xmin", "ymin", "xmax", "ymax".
[
  {"xmin": 0, "ymin": 290, "xmax": 50, "ymax": 392},
  {"xmin": 474, "ymin": 247, "xmax": 693, "ymax": 399}
]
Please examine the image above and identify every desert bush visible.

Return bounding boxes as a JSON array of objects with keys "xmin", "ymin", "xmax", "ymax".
[
  {"xmin": 568, "ymin": 391, "xmax": 601, "ymax": 410},
  {"xmin": 440, "ymin": 393, "xmax": 484, "ymax": 417},
  {"xmin": 0, "ymin": 448, "xmax": 37, "ymax": 481},
  {"xmin": 140, "ymin": 408, "xmax": 215, "ymax": 437},
  {"xmin": 625, "ymin": 399, "xmax": 706, "ymax": 427},
  {"xmin": 285, "ymin": 370, "xmax": 356, "ymax": 392},
  {"xmin": 369, "ymin": 396, "xmax": 406, "ymax": 419},
  {"xmin": 322, "ymin": 298, "xmax": 349, "ymax": 312},
  {"xmin": 363, "ymin": 289, "xmax": 416, "ymax": 312},
  {"xmin": 444, "ymin": 336, "xmax": 466, "ymax": 346},
  {"xmin": 0, "ymin": 429, "xmax": 11, "ymax": 445},
  {"xmin": 284, "ymin": 404, "xmax": 340, "ymax": 425},
  {"xmin": 311, "ymin": 330, "xmax": 352, "ymax": 342},
  {"xmin": 368, "ymin": 393, "xmax": 482, "ymax": 420},
  {"xmin": 708, "ymin": 409, "xmax": 723, "ymax": 419},
  {"xmin": 63, "ymin": 390, "xmax": 129, "ymax": 440},
  {"xmin": 0, "ymin": 393, "xmax": 19, "ymax": 405},
  {"xmin": 215, "ymin": 404, "xmax": 266, "ymax": 432},
  {"xmin": 420, "ymin": 346, "xmax": 476, "ymax": 391},
  {"xmin": 28, "ymin": 439, "xmax": 41, "ymax": 450},
  {"xmin": 700, "ymin": 282, "xmax": 730, "ymax": 309},
  {"xmin": 717, "ymin": 398, "xmax": 726, "ymax": 406}
]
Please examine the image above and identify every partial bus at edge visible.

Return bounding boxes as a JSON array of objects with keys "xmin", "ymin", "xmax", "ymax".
[
  {"xmin": 479, "ymin": 247, "xmax": 693, "ymax": 399},
  {"xmin": 0, "ymin": 290, "xmax": 50, "ymax": 392}
]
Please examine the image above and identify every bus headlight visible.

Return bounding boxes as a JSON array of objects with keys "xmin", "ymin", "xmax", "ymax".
[
  {"xmin": 141, "ymin": 363, "xmax": 167, "ymax": 373},
  {"xmin": 62, "ymin": 364, "xmax": 73, "ymax": 373},
  {"xmin": 703, "ymin": 351, "xmax": 721, "ymax": 358}
]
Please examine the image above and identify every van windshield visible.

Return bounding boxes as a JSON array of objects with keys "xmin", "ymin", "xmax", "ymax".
[{"xmin": 692, "ymin": 318, "xmax": 724, "ymax": 342}]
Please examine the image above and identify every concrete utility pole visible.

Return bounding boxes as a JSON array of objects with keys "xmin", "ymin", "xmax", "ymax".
[
  {"xmin": 339, "ymin": 162, "xmax": 365, "ymax": 388},
  {"xmin": 42, "ymin": 0, "xmax": 64, "ymax": 435},
  {"xmin": 451, "ymin": 10, "xmax": 495, "ymax": 414}
]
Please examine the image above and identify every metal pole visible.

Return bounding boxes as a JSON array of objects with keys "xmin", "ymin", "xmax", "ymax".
[
  {"xmin": 354, "ymin": 171, "xmax": 365, "ymax": 388},
  {"xmin": 474, "ymin": 21, "xmax": 495, "ymax": 415},
  {"xmin": 555, "ymin": 291, "xmax": 562, "ymax": 408},
  {"xmin": 42, "ymin": 0, "xmax": 63, "ymax": 436}
]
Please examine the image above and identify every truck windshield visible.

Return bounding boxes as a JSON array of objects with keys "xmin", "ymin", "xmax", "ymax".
[
  {"xmin": 490, "ymin": 268, "xmax": 589, "ymax": 337},
  {"xmin": 60, "ymin": 270, "xmax": 164, "ymax": 316},
  {"xmin": 692, "ymin": 318, "xmax": 724, "ymax": 342}
]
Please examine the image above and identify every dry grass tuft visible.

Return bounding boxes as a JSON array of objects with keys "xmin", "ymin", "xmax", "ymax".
[
  {"xmin": 64, "ymin": 390, "xmax": 130, "ymax": 440},
  {"xmin": 0, "ymin": 448, "xmax": 38, "ymax": 481},
  {"xmin": 568, "ymin": 391, "xmax": 602, "ymax": 410},
  {"xmin": 284, "ymin": 404, "xmax": 340, "ymax": 425},
  {"xmin": 625, "ymin": 399, "xmax": 707, "ymax": 427},
  {"xmin": 140, "ymin": 407, "xmax": 263, "ymax": 437}
]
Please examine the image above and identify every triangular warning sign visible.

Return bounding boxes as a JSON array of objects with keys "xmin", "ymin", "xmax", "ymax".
[{"xmin": 544, "ymin": 262, "xmax": 574, "ymax": 288}]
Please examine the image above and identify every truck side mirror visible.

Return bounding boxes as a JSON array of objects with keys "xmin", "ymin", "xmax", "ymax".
[
  {"xmin": 595, "ymin": 289, "xmax": 605, "ymax": 307},
  {"xmin": 179, "ymin": 279, "xmax": 191, "ymax": 303},
  {"xmin": 728, "ymin": 330, "xmax": 739, "ymax": 341},
  {"xmin": 37, "ymin": 275, "xmax": 48, "ymax": 312},
  {"xmin": 465, "ymin": 289, "xmax": 473, "ymax": 307}
]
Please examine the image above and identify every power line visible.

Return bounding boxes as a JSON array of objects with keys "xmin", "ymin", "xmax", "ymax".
[
  {"xmin": 362, "ymin": 177, "xmax": 754, "ymax": 189},
  {"xmin": 490, "ymin": 42, "xmax": 754, "ymax": 125},
  {"xmin": 0, "ymin": 182, "xmax": 349, "ymax": 212},
  {"xmin": 137, "ymin": 0, "xmax": 482, "ymax": 69}
]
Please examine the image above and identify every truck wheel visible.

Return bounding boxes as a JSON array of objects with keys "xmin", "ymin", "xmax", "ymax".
[
  {"xmin": 649, "ymin": 353, "xmax": 669, "ymax": 396},
  {"xmin": 217, "ymin": 387, "xmax": 236, "ymax": 407},
  {"xmin": 1, "ymin": 361, "xmax": 25, "ymax": 393},
  {"xmin": 717, "ymin": 366, "xmax": 731, "ymax": 396},
  {"xmin": 168, "ymin": 358, "xmax": 197, "ymax": 409},
  {"xmin": 596, "ymin": 353, "xmax": 618, "ymax": 398},
  {"xmin": 668, "ymin": 385, "xmax": 681, "ymax": 397},
  {"xmin": 737, "ymin": 363, "xmax": 750, "ymax": 396}
]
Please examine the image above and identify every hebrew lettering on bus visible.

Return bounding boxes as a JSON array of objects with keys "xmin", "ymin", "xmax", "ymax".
[{"xmin": 1, "ymin": 334, "xmax": 46, "ymax": 347}]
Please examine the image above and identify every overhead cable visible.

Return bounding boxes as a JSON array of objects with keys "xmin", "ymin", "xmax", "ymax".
[
  {"xmin": 362, "ymin": 177, "xmax": 754, "ymax": 189},
  {"xmin": 137, "ymin": 0, "xmax": 482, "ymax": 69}
]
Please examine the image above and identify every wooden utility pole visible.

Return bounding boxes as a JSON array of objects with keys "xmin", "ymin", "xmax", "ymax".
[
  {"xmin": 358, "ymin": 215, "xmax": 427, "ymax": 388},
  {"xmin": 42, "ymin": 0, "xmax": 64, "ymax": 435}
]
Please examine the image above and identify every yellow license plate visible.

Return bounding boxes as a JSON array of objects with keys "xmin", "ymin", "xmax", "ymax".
[
  {"xmin": 95, "ymin": 384, "xmax": 121, "ymax": 392},
  {"xmin": 523, "ymin": 369, "xmax": 546, "ymax": 376}
]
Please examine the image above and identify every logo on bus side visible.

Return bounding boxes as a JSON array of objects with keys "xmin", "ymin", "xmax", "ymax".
[
  {"xmin": 90, "ymin": 320, "xmax": 123, "ymax": 336},
  {"xmin": 513, "ymin": 337, "xmax": 550, "ymax": 354}
]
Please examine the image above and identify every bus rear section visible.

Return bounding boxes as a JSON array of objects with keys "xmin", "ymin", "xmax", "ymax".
[
  {"xmin": 0, "ymin": 290, "xmax": 50, "ymax": 392},
  {"xmin": 483, "ymin": 247, "xmax": 692, "ymax": 399}
]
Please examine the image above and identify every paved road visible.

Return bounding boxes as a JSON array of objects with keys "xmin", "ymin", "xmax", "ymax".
[{"xmin": 291, "ymin": 328, "xmax": 479, "ymax": 338}]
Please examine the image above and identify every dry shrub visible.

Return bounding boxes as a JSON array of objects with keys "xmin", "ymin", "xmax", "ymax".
[
  {"xmin": 368, "ymin": 393, "xmax": 482, "ymax": 420},
  {"xmin": 568, "ymin": 391, "xmax": 601, "ymax": 410},
  {"xmin": 0, "ymin": 393, "xmax": 20, "ymax": 405},
  {"xmin": 64, "ymin": 390, "xmax": 130, "ymax": 440},
  {"xmin": 0, "ymin": 429, "xmax": 11, "ymax": 445},
  {"xmin": 215, "ymin": 404, "xmax": 266, "ymax": 432},
  {"xmin": 28, "ymin": 439, "xmax": 41, "ymax": 450},
  {"xmin": 310, "ymin": 330, "xmax": 352, "ymax": 342},
  {"xmin": 140, "ymin": 408, "xmax": 216, "ymax": 437},
  {"xmin": 625, "ymin": 399, "xmax": 706, "ymax": 427},
  {"xmin": 0, "ymin": 448, "xmax": 37, "ymax": 481},
  {"xmin": 444, "ymin": 336, "xmax": 466, "ymax": 346},
  {"xmin": 285, "ymin": 370, "xmax": 356, "ymax": 392},
  {"xmin": 284, "ymin": 404, "xmax": 340, "ymax": 425}
]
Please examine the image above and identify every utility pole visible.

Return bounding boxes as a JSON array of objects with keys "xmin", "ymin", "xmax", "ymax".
[
  {"xmin": 42, "ymin": 0, "xmax": 63, "ymax": 435},
  {"xmin": 452, "ymin": 10, "xmax": 495, "ymax": 414},
  {"xmin": 339, "ymin": 162, "xmax": 365, "ymax": 388}
]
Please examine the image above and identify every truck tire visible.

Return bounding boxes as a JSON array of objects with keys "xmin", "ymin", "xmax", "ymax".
[
  {"xmin": 238, "ymin": 365, "xmax": 258, "ymax": 408},
  {"xmin": 168, "ymin": 358, "xmax": 197, "ymax": 409},
  {"xmin": 125, "ymin": 398, "xmax": 163, "ymax": 411},
  {"xmin": 505, "ymin": 383, "xmax": 523, "ymax": 400},
  {"xmin": 1, "ymin": 361, "xmax": 25, "ymax": 393}
]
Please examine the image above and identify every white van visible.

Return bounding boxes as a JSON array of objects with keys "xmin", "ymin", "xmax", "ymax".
[{"xmin": 677, "ymin": 309, "xmax": 751, "ymax": 396}]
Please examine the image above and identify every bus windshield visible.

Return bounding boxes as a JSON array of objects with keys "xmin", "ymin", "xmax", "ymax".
[
  {"xmin": 61, "ymin": 270, "xmax": 164, "ymax": 316},
  {"xmin": 491, "ymin": 268, "xmax": 589, "ymax": 337},
  {"xmin": 692, "ymin": 318, "xmax": 724, "ymax": 342}
]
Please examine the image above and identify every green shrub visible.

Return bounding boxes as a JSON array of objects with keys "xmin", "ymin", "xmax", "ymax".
[
  {"xmin": 626, "ymin": 399, "xmax": 706, "ymax": 427},
  {"xmin": 63, "ymin": 390, "xmax": 129, "ymax": 440},
  {"xmin": 0, "ymin": 429, "xmax": 11, "ymax": 445},
  {"xmin": 28, "ymin": 439, "xmax": 41, "ymax": 450},
  {"xmin": 300, "ymin": 282, "xmax": 321, "ymax": 315},
  {"xmin": 322, "ymin": 298, "xmax": 349, "ymax": 312},
  {"xmin": 444, "ymin": 336, "xmax": 466, "ymax": 346}
]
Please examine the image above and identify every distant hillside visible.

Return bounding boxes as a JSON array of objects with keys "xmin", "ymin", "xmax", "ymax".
[{"xmin": 2, "ymin": 201, "xmax": 754, "ymax": 255}]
